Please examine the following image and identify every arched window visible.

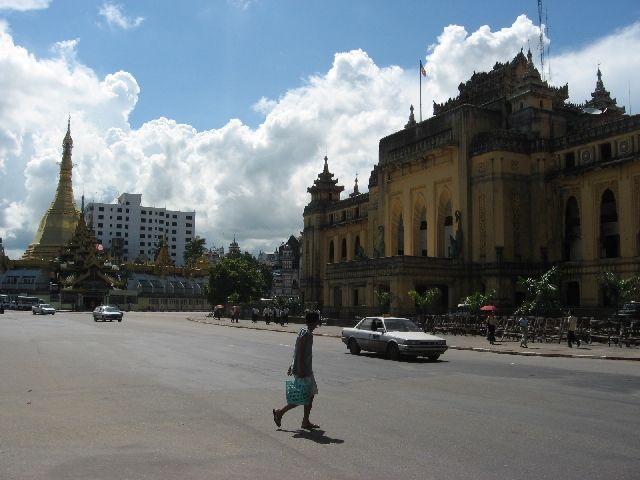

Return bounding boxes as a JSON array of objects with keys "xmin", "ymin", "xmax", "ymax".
[
  {"xmin": 564, "ymin": 196, "xmax": 582, "ymax": 261},
  {"xmin": 328, "ymin": 240, "xmax": 335, "ymax": 263},
  {"xmin": 413, "ymin": 201, "xmax": 427, "ymax": 256},
  {"xmin": 396, "ymin": 214, "xmax": 404, "ymax": 255},
  {"xmin": 354, "ymin": 235, "xmax": 361, "ymax": 257},
  {"xmin": 437, "ymin": 190, "xmax": 452, "ymax": 257},
  {"xmin": 341, "ymin": 238, "xmax": 347, "ymax": 261},
  {"xmin": 599, "ymin": 189, "xmax": 619, "ymax": 258}
]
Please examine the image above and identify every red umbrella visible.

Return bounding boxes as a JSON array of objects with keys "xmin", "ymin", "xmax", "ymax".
[{"xmin": 480, "ymin": 305, "xmax": 497, "ymax": 312}]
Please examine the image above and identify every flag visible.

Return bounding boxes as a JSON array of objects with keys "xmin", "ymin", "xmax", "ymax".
[{"xmin": 420, "ymin": 60, "xmax": 427, "ymax": 77}]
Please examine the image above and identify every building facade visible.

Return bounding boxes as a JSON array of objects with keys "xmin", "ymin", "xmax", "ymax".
[
  {"xmin": 85, "ymin": 193, "xmax": 195, "ymax": 266},
  {"xmin": 301, "ymin": 50, "xmax": 640, "ymax": 318}
]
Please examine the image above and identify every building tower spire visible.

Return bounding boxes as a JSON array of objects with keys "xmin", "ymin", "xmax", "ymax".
[{"xmin": 23, "ymin": 118, "xmax": 80, "ymax": 260}]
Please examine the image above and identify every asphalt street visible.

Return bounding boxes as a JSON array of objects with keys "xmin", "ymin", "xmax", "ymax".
[{"xmin": 1, "ymin": 311, "xmax": 639, "ymax": 480}]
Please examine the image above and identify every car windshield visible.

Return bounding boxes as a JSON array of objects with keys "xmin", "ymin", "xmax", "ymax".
[
  {"xmin": 40, "ymin": 304, "xmax": 52, "ymax": 308},
  {"xmin": 383, "ymin": 318, "xmax": 421, "ymax": 332},
  {"xmin": 104, "ymin": 307, "xmax": 120, "ymax": 312}
]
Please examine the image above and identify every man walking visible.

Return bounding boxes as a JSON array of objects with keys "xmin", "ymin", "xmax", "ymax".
[
  {"xmin": 567, "ymin": 311, "xmax": 581, "ymax": 348},
  {"xmin": 273, "ymin": 310, "xmax": 321, "ymax": 430}
]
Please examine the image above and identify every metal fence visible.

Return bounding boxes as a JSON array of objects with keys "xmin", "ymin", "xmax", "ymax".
[{"xmin": 418, "ymin": 314, "xmax": 640, "ymax": 347}]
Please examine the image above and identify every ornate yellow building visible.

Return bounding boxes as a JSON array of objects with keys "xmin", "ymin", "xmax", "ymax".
[{"xmin": 301, "ymin": 50, "xmax": 640, "ymax": 318}]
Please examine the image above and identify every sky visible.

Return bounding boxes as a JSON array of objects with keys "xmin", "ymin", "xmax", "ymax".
[{"xmin": 1, "ymin": 0, "xmax": 639, "ymax": 259}]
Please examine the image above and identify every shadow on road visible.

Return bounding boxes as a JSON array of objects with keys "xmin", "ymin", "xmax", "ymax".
[{"xmin": 278, "ymin": 428, "xmax": 345, "ymax": 445}]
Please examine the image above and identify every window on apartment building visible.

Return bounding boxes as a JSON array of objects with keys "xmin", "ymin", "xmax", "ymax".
[
  {"xmin": 126, "ymin": 208, "xmax": 129, "ymax": 213},
  {"xmin": 140, "ymin": 250, "xmax": 145, "ymax": 255},
  {"xmin": 172, "ymin": 222, "xmax": 177, "ymax": 226},
  {"xmin": 185, "ymin": 237, "xmax": 191, "ymax": 242},
  {"xmin": 186, "ymin": 223, "xmax": 192, "ymax": 227},
  {"xmin": 116, "ymin": 224, "xmax": 122, "ymax": 228},
  {"xmin": 97, "ymin": 232, "xmax": 102, "ymax": 236},
  {"xmin": 141, "ymin": 210, "xmax": 146, "ymax": 214},
  {"xmin": 172, "ymin": 230, "xmax": 176, "ymax": 234},
  {"xmin": 186, "ymin": 230, "xmax": 192, "ymax": 235},
  {"xmin": 117, "ymin": 208, "xmax": 122, "ymax": 212},
  {"xmin": 117, "ymin": 216, "xmax": 122, "ymax": 220},
  {"xmin": 126, "ymin": 217, "xmax": 129, "ymax": 221},
  {"xmin": 116, "ymin": 232, "xmax": 121, "ymax": 237},
  {"xmin": 171, "ymin": 245, "xmax": 176, "ymax": 249},
  {"xmin": 98, "ymin": 214, "xmax": 104, "ymax": 219},
  {"xmin": 140, "ymin": 234, "xmax": 145, "ymax": 238},
  {"xmin": 186, "ymin": 215, "xmax": 193, "ymax": 220},
  {"xmin": 99, "ymin": 207, "xmax": 104, "ymax": 211},
  {"xmin": 173, "ymin": 214, "xmax": 177, "ymax": 218},
  {"xmin": 172, "ymin": 237, "xmax": 176, "ymax": 241},
  {"xmin": 98, "ymin": 223, "xmax": 103, "ymax": 227},
  {"xmin": 141, "ymin": 218, "xmax": 146, "ymax": 223}
]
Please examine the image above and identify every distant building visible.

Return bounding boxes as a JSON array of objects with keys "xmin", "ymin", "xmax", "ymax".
[
  {"xmin": 85, "ymin": 193, "xmax": 195, "ymax": 266},
  {"xmin": 228, "ymin": 237, "xmax": 241, "ymax": 256},
  {"xmin": 260, "ymin": 235, "xmax": 301, "ymax": 301},
  {"xmin": 302, "ymin": 50, "xmax": 640, "ymax": 318}
]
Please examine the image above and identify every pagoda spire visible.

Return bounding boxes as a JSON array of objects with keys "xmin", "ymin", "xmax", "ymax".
[{"xmin": 23, "ymin": 118, "xmax": 80, "ymax": 260}]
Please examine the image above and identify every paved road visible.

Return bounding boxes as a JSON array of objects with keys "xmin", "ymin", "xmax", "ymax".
[{"xmin": 1, "ymin": 311, "xmax": 639, "ymax": 480}]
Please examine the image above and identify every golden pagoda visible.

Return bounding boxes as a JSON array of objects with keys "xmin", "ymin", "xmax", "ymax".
[{"xmin": 23, "ymin": 119, "xmax": 80, "ymax": 261}]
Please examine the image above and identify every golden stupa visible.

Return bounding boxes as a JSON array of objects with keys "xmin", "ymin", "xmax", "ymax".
[{"xmin": 22, "ymin": 119, "xmax": 80, "ymax": 261}]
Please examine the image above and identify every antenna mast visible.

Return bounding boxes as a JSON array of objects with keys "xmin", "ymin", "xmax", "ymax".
[{"xmin": 538, "ymin": 0, "xmax": 545, "ymax": 81}]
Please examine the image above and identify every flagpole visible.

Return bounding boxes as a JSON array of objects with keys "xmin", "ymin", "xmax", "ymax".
[{"xmin": 419, "ymin": 60, "xmax": 423, "ymax": 122}]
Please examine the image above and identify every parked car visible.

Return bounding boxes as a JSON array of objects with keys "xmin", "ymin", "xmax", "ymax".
[
  {"xmin": 32, "ymin": 303, "xmax": 56, "ymax": 315},
  {"xmin": 341, "ymin": 316, "xmax": 448, "ymax": 361},
  {"xmin": 93, "ymin": 305, "xmax": 124, "ymax": 322}
]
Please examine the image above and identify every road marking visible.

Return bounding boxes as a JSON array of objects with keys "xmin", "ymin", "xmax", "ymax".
[{"xmin": 279, "ymin": 344, "xmax": 291, "ymax": 347}]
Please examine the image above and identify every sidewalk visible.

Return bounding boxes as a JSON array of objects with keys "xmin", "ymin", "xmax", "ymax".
[{"xmin": 187, "ymin": 315, "xmax": 640, "ymax": 361}]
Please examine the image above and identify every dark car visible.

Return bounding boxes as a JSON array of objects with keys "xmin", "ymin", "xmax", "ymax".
[{"xmin": 93, "ymin": 305, "xmax": 124, "ymax": 322}]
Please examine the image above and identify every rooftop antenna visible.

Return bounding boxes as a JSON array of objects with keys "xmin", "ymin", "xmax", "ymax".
[{"xmin": 537, "ymin": 0, "xmax": 546, "ymax": 81}]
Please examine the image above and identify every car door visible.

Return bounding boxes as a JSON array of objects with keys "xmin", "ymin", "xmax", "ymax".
[
  {"xmin": 369, "ymin": 319, "xmax": 385, "ymax": 353},
  {"xmin": 354, "ymin": 318, "xmax": 373, "ymax": 351}
]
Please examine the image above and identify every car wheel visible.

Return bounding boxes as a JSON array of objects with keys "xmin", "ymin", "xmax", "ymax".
[
  {"xmin": 118, "ymin": 318, "xmax": 122, "ymax": 322},
  {"xmin": 94, "ymin": 317, "xmax": 97, "ymax": 322},
  {"xmin": 386, "ymin": 343, "xmax": 400, "ymax": 361},
  {"xmin": 348, "ymin": 338, "xmax": 361, "ymax": 355},
  {"xmin": 427, "ymin": 354, "xmax": 440, "ymax": 361},
  {"xmin": 32, "ymin": 310, "xmax": 36, "ymax": 315}
]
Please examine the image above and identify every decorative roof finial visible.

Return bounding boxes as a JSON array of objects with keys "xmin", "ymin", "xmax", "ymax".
[{"xmin": 405, "ymin": 104, "xmax": 416, "ymax": 129}]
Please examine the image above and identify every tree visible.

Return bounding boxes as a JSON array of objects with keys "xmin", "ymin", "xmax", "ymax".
[
  {"xmin": 461, "ymin": 289, "xmax": 496, "ymax": 315},
  {"xmin": 514, "ymin": 266, "xmax": 563, "ymax": 317},
  {"xmin": 208, "ymin": 252, "xmax": 269, "ymax": 305},
  {"xmin": 374, "ymin": 288, "xmax": 392, "ymax": 314},
  {"xmin": 184, "ymin": 236, "xmax": 207, "ymax": 267},
  {"xmin": 408, "ymin": 288, "xmax": 441, "ymax": 314},
  {"xmin": 599, "ymin": 272, "xmax": 640, "ymax": 312}
]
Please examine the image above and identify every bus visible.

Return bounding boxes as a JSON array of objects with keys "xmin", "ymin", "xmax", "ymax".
[{"xmin": 16, "ymin": 295, "xmax": 41, "ymax": 310}]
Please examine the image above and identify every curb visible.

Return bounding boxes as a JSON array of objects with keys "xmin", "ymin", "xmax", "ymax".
[{"xmin": 187, "ymin": 318, "xmax": 640, "ymax": 361}]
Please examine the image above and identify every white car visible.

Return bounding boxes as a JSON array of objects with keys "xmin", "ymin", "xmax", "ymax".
[
  {"xmin": 342, "ymin": 316, "xmax": 447, "ymax": 361},
  {"xmin": 32, "ymin": 303, "xmax": 56, "ymax": 315}
]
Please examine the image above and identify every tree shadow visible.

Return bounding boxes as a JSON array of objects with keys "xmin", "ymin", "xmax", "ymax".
[{"xmin": 278, "ymin": 428, "xmax": 345, "ymax": 444}]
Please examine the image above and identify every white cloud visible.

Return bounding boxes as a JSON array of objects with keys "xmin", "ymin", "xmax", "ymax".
[
  {"xmin": 1, "ymin": 16, "xmax": 639, "ymax": 258},
  {"xmin": 98, "ymin": 2, "xmax": 144, "ymax": 30},
  {"xmin": 0, "ymin": 0, "xmax": 50, "ymax": 11}
]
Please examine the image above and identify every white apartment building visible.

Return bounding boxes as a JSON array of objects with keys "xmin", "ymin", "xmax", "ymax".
[{"xmin": 85, "ymin": 193, "xmax": 195, "ymax": 266}]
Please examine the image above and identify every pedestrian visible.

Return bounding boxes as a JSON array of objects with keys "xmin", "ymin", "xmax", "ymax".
[
  {"xmin": 263, "ymin": 306, "xmax": 271, "ymax": 324},
  {"xmin": 283, "ymin": 306, "xmax": 289, "ymax": 325},
  {"xmin": 273, "ymin": 310, "xmax": 321, "ymax": 430},
  {"xmin": 251, "ymin": 306, "xmax": 258, "ymax": 323},
  {"xmin": 566, "ymin": 311, "xmax": 581, "ymax": 348},
  {"xmin": 519, "ymin": 315, "xmax": 529, "ymax": 348},
  {"xmin": 486, "ymin": 312, "xmax": 497, "ymax": 344}
]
